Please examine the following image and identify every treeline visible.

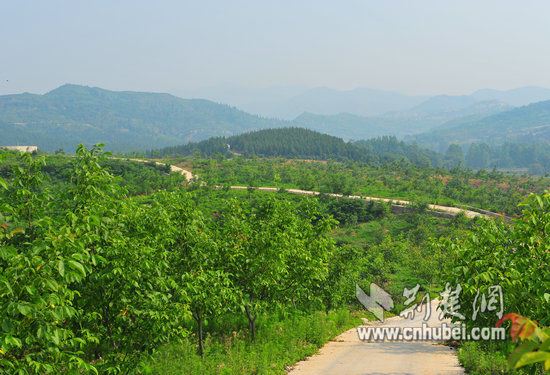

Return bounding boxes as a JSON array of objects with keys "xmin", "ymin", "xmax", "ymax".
[
  {"xmin": 354, "ymin": 136, "xmax": 442, "ymax": 167},
  {"xmin": 147, "ymin": 129, "xmax": 455, "ymax": 168},
  {"xmin": 461, "ymin": 142, "xmax": 550, "ymax": 174},
  {"xmin": 0, "ymin": 150, "xmax": 186, "ymax": 195},
  {"xmin": 358, "ymin": 137, "xmax": 550, "ymax": 174},
  {"xmin": 147, "ymin": 127, "xmax": 550, "ymax": 173},
  {"xmin": 147, "ymin": 127, "xmax": 379, "ymax": 163},
  {"xmin": 146, "ymin": 128, "xmax": 442, "ymax": 167}
]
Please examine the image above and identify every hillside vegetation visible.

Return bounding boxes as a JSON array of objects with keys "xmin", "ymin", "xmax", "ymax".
[
  {"xmin": 150, "ymin": 128, "xmax": 550, "ymax": 173},
  {"xmin": 149, "ymin": 128, "xmax": 448, "ymax": 168},
  {"xmin": 0, "ymin": 85, "xmax": 286, "ymax": 152},
  {"xmin": 0, "ymin": 84, "xmax": 527, "ymax": 153},
  {"xmin": 149, "ymin": 127, "xmax": 377, "ymax": 163},
  {"xmin": 410, "ymin": 99, "xmax": 550, "ymax": 149}
]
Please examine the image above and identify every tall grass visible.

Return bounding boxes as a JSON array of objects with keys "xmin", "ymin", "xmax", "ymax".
[{"xmin": 139, "ymin": 309, "xmax": 360, "ymax": 375}]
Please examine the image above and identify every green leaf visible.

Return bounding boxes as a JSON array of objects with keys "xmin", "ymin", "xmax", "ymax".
[
  {"xmin": 0, "ymin": 246, "xmax": 17, "ymax": 259},
  {"xmin": 514, "ymin": 351, "xmax": 550, "ymax": 369},
  {"xmin": 68, "ymin": 260, "xmax": 86, "ymax": 277},
  {"xmin": 51, "ymin": 328, "xmax": 60, "ymax": 345},
  {"xmin": 1, "ymin": 319, "xmax": 14, "ymax": 333},
  {"xmin": 58, "ymin": 260, "xmax": 65, "ymax": 277},
  {"xmin": 0, "ymin": 177, "xmax": 6, "ymax": 190},
  {"xmin": 6, "ymin": 335, "xmax": 22, "ymax": 348},
  {"xmin": 508, "ymin": 341, "xmax": 540, "ymax": 369},
  {"xmin": 17, "ymin": 304, "xmax": 32, "ymax": 317},
  {"xmin": 0, "ymin": 277, "xmax": 12, "ymax": 296},
  {"xmin": 44, "ymin": 278, "xmax": 59, "ymax": 292}
]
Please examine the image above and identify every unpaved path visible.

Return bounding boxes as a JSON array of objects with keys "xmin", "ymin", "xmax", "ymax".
[
  {"xmin": 165, "ymin": 163, "xmax": 194, "ymax": 181},
  {"xmin": 139, "ymin": 162, "xmax": 471, "ymax": 372},
  {"xmin": 129, "ymin": 160, "xmax": 508, "ymax": 220},
  {"xmin": 288, "ymin": 301, "xmax": 464, "ymax": 375},
  {"xmin": 225, "ymin": 186, "xmax": 505, "ymax": 220},
  {"xmin": 119, "ymin": 158, "xmax": 195, "ymax": 181}
]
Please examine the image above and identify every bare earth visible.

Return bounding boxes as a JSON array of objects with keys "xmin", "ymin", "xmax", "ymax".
[{"xmin": 288, "ymin": 301, "xmax": 464, "ymax": 375}]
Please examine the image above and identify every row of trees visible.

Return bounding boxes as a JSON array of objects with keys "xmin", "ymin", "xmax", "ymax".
[
  {"xmin": 445, "ymin": 142, "xmax": 550, "ymax": 174},
  {"xmin": 188, "ymin": 156, "xmax": 542, "ymax": 215},
  {"xmin": 0, "ymin": 146, "xmax": 348, "ymax": 373}
]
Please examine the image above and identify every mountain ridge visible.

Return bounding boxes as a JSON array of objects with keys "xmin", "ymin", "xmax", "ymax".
[
  {"xmin": 1, "ymin": 84, "xmax": 550, "ymax": 153},
  {"xmin": 408, "ymin": 99, "xmax": 550, "ymax": 151},
  {"xmin": 0, "ymin": 84, "xmax": 288, "ymax": 152}
]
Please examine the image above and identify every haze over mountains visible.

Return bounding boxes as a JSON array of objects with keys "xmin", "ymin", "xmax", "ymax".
[
  {"xmin": 2, "ymin": 84, "xmax": 550, "ymax": 153},
  {"xmin": 0, "ymin": 84, "xmax": 287, "ymax": 152},
  {"xmin": 180, "ymin": 84, "xmax": 550, "ymax": 119},
  {"xmin": 409, "ymin": 99, "xmax": 550, "ymax": 151}
]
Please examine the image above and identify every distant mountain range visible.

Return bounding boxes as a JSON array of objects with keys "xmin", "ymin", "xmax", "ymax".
[
  {"xmin": 0, "ymin": 84, "xmax": 288, "ymax": 152},
  {"xmin": 179, "ymin": 84, "xmax": 550, "ymax": 119},
  {"xmin": 408, "ymin": 99, "xmax": 550, "ymax": 151},
  {"xmin": 178, "ymin": 84, "xmax": 429, "ymax": 119},
  {"xmin": 295, "ymin": 100, "xmax": 512, "ymax": 140},
  {"xmin": 2, "ymin": 84, "xmax": 550, "ymax": 152}
]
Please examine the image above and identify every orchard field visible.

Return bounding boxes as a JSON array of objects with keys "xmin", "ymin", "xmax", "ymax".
[{"xmin": 0, "ymin": 147, "xmax": 548, "ymax": 374}]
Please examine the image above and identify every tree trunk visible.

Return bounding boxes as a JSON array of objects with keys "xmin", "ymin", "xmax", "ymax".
[
  {"xmin": 193, "ymin": 309, "xmax": 204, "ymax": 357},
  {"xmin": 245, "ymin": 306, "xmax": 257, "ymax": 340}
]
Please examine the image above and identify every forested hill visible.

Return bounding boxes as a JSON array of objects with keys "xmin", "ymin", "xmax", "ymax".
[
  {"xmin": 409, "ymin": 99, "xmax": 550, "ymax": 150},
  {"xmin": 0, "ymin": 84, "xmax": 287, "ymax": 152},
  {"xmin": 149, "ymin": 127, "xmax": 379, "ymax": 162},
  {"xmin": 148, "ymin": 128, "xmax": 448, "ymax": 166}
]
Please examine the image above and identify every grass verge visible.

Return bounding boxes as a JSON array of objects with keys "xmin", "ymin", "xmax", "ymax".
[
  {"xmin": 139, "ymin": 309, "xmax": 362, "ymax": 375},
  {"xmin": 457, "ymin": 341, "xmax": 544, "ymax": 374}
]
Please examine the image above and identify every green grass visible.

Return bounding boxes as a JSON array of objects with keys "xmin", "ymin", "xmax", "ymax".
[
  {"xmin": 139, "ymin": 309, "xmax": 362, "ymax": 375},
  {"xmin": 457, "ymin": 341, "xmax": 545, "ymax": 375}
]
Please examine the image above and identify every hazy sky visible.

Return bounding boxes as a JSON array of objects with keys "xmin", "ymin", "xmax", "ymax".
[{"xmin": 2, "ymin": 0, "xmax": 550, "ymax": 96}]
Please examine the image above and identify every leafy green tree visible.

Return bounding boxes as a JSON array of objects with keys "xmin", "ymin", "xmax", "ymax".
[
  {"xmin": 182, "ymin": 270, "xmax": 235, "ymax": 356},
  {"xmin": 0, "ymin": 152, "xmax": 95, "ymax": 374},
  {"xmin": 438, "ymin": 192, "xmax": 550, "ymax": 329},
  {"xmin": 155, "ymin": 189, "xmax": 238, "ymax": 356},
  {"xmin": 444, "ymin": 144, "xmax": 464, "ymax": 168},
  {"xmin": 218, "ymin": 197, "xmax": 334, "ymax": 339}
]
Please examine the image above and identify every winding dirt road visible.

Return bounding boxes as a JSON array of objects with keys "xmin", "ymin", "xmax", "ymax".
[
  {"xmin": 155, "ymin": 163, "xmax": 471, "ymax": 373},
  {"xmin": 155, "ymin": 162, "xmax": 508, "ymax": 220},
  {"xmin": 288, "ymin": 300, "xmax": 464, "ymax": 375}
]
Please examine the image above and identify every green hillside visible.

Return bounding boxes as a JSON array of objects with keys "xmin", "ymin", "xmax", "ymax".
[
  {"xmin": 0, "ymin": 85, "xmax": 516, "ymax": 154},
  {"xmin": 148, "ymin": 128, "xmax": 450, "ymax": 168},
  {"xmin": 293, "ymin": 100, "xmax": 511, "ymax": 140},
  {"xmin": 0, "ymin": 84, "xmax": 286, "ymax": 152},
  {"xmin": 410, "ymin": 99, "xmax": 550, "ymax": 150},
  {"xmin": 149, "ymin": 127, "xmax": 378, "ymax": 163}
]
